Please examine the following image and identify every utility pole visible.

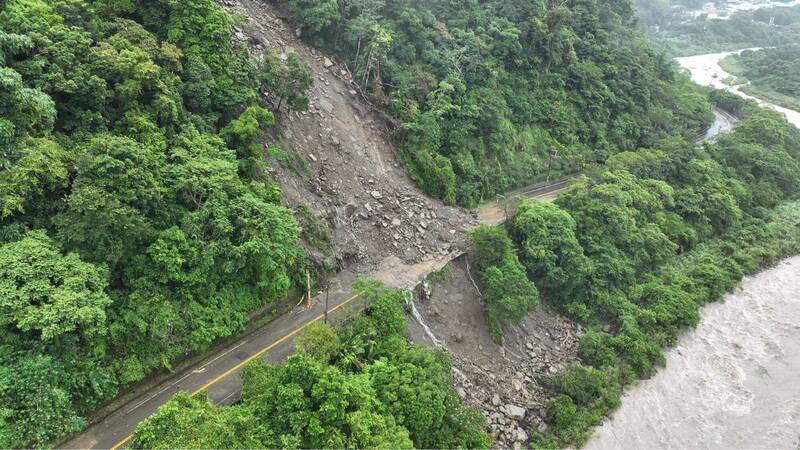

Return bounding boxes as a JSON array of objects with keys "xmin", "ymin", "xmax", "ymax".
[
  {"xmin": 305, "ymin": 270, "xmax": 312, "ymax": 309},
  {"xmin": 498, "ymin": 194, "xmax": 508, "ymax": 222},
  {"xmin": 546, "ymin": 147, "xmax": 559, "ymax": 182},
  {"xmin": 324, "ymin": 282, "xmax": 330, "ymax": 324}
]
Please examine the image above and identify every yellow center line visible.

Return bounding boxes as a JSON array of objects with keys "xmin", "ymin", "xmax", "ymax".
[
  {"xmin": 110, "ymin": 435, "xmax": 131, "ymax": 450},
  {"xmin": 109, "ymin": 292, "xmax": 362, "ymax": 450}
]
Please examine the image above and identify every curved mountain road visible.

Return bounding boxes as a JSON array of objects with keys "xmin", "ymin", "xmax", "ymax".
[
  {"xmin": 63, "ymin": 107, "xmax": 736, "ymax": 450},
  {"xmin": 701, "ymin": 107, "xmax": 738, "ymax": 142},
  {"xmin": 62, "ymin": 185, "xmax": 567, "ymax": 450}
]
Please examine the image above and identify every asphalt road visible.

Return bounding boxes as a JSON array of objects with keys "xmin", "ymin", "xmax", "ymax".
[
  {"xmin": 476, "ymin": 178, "xmax": 575, "ymax": 225},
  {"xmin": 64, "ymin": 270, "xmax": 364, "ymax": 450},
  {"xmin": 63, "ymin": 108, "xmax": 736, "ymax": 450},
  {"xmin": 701, "ymin": 107, "xmax": 738, "ymax": 142}
]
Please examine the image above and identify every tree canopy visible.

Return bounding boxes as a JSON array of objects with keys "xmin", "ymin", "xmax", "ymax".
[
  {"xmin": 132, "ymin": 283, "xmax": 491, "ymax": 449},
  {"xmin": 279, "ymin": 0, "xmax": 714, "ymax": 206},
  {"xmin": 0, "ymin": 0, "xmax": 311, "ymax": 446}
]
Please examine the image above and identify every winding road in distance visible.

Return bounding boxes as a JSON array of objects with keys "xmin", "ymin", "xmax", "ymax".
[
  {"xmin": 478, "ymin": 105, "xmax": 736, "ymax": 225},
  {"xmin": 702, "ymin": 107, "xmax": 738, "ymax": 141},
  {"xmin": 63, "ymin": 108, "xmax": 736, "ymax": 450}
]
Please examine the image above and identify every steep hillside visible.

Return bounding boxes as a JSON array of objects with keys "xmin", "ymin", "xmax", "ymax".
[
  {"xmin": 9, "ymin": 0, "xmax": 800, "ymax": 448},
  {"xmin": 409, "ymin": 257, "xmax": 582, "ymax": 448},
  {"xmin": 219, "ymin": 0, "xmax": 476, "ymax": 268},
  {"xmin": 274, "ymin": 0, "xmax": 714, "ymax": 206}
]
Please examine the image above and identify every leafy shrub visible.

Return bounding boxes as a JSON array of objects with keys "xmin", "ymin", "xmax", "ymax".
[
  {"xmin": 294, "ymin": 322, "xmax": 341, "ymax": 364},
  {"xmin": 469, "ymin": 226, "xmax": 539, "ymax": 341},
  {"xmin": 133, "ymin": 283, "xmax": 491, "ymax": 449}
]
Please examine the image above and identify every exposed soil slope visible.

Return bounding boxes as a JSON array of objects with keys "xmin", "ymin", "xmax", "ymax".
[
  {"xmin": 218, "ymin": 3, "xmax": 583, "ymax": 446},
  {"xmin": 218, "ymin": 0, "xmax": 476, "ymax": 271},
  {"xmin": 409, "ymin": 257, "xmax": 582, "ymax": 449}
]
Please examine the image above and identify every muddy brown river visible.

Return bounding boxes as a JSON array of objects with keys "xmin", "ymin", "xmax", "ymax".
[
  {"xmin": 586, "ymin": 49, "xmax": 800, "ymax": 450},
  {"xmin": 586, "ymin": 256, "xmax": 800, "ymax": 449}
]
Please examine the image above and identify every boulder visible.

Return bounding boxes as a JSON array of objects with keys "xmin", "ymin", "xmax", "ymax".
[{"xmin": 505, "ymin": 404, "xmax": 526, "ymax": 420}]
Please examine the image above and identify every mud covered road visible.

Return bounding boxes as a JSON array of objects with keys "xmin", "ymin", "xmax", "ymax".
[
  {"xmin": 63, "ymin": 184, "xmax": 567, "ymax": 450},
  {"xmin": 63, "ymin": 5, "xmax": 741, "ymax": 448}
]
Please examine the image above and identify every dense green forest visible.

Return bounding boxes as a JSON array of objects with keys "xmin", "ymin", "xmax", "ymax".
[
  {"xmin": 720, "ymin": 45, "xmax": 800, "ymax": 111},
  {"xmin": 4, "ymin": 0, "xmax": 800, "ymax": 447},
  {"xmin": 634, "ymin": 2, "xmax": 800, "ymax": 56},
  {"xmin": 127, "ymin": 94, "xmax": 800, "ymax": 448},
  {"xmin": 483, "ymin": 101, "xmax": 800, "ymax": 446},
  {"xmin": 0, "ymin": 0, "xmax": 315, "ymax": 447},
  {"xmin": 278, "ymin": 0, "xmax": 712, "ymax": 206},
  {"xmin": 131, "ymin": 281, "xmax": 490, "ymax": 449}
]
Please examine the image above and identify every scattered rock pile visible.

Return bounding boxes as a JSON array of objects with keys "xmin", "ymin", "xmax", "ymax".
[
  {"xmin": 217, "ymin": 0, "xmax": 476, "ymax": 270},
  {"xmin": 345, "ymin": 183, "xmax": 465, "ymax": 259},
  {"xmin": 409, "ymin": 257, "xmax": 582, "ymax": 448},
  {"xmin": 451, "ymin": 324, "xmax": 581, "ymax": 448}
]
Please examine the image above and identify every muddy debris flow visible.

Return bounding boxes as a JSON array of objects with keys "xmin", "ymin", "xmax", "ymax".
[
  {"xmin": 410, "ymin": 257, "xmax": 582, "ymax": 449},
  {"xmin": 218, "ymin": 0, "xmax": 476, "ymax": 274}
]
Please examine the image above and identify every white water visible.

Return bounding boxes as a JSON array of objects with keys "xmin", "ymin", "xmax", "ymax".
[
  {"xmin": 408, "ymin": 288, "xmax": 445, "ymax": 348},
  {"xmin": 411, "ymin": 301, "xmax": 444, "ymax": 347},
  {"xmin": 586, "ymin": 256, "xmax": 800, "ymax": 449},
  {"xmin": 675, "ymin": 50, "xmax": 800, "ymax": 128},
  {"xmin": 686, "ymin": 0, "xmax": 800, "ymax": 20}
]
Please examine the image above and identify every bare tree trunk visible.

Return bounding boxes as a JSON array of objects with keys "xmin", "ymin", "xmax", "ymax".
[
  {"xmin": 306, "ymin": 270, "xmax": 312, "ymax": 306},
  {"xmin": 354, "ymin": 35, "xmax": 362, "ymax": 69},
  {"xmin": 362, "ymin": 47, "xmax": 374, "ymax": 90},
  {"xmin": 465, "ymin": 259, "xmax": 483, "ymax": 299}
]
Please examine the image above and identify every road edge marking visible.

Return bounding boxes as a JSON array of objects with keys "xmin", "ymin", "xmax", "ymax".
[{"xmin": 109, "ymin": 292, "xmax": 362, "ymax": 450}]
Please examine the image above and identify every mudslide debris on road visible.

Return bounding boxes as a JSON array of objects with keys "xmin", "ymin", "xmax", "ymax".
[{"xmin": 219, "ymin": 0, "xmax": 476, "ymax": 270}]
